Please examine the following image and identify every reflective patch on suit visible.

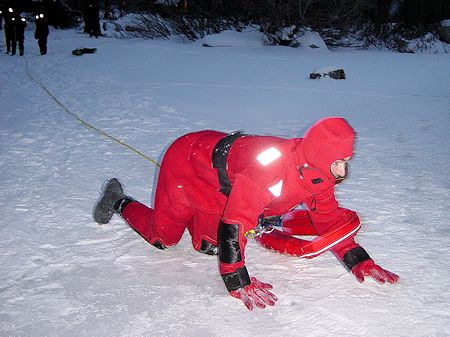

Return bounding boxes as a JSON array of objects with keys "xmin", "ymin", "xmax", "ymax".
[
  {"xmin": 268, "ymin": 179, "xmax": 283, "ymax": 197},
  {"xmin": 257, "ymin": 147, "xmax": 281, "ymax": 166}
]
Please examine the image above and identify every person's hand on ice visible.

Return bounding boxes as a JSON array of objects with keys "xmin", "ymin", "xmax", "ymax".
[
  {"xmin": 352, "ymin": 259, "xmax": 399, "ymax": 284},
  {"xmin": 229, "ymin": 277, "xmax": 278, "ymax": 310}
]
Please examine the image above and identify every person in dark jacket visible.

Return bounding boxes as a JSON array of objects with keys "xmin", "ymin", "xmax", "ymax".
[
  {"xmin": 35, "ymin": 13, "xmax": 49, "ymax": 55},
  {"xmin": 84, "ymin": 2, "xmax": 100, "ymax": 38},
  {"xmin": 93, "ymin": 117, "xmax": 399, "ymax": 311},
  {"xmin": 3, "ymin": 7, "xmax": 15, "ymax": 54},
  {"xmin": 15, "ymin": 15, "xmax": 26, "ymax": 56}
]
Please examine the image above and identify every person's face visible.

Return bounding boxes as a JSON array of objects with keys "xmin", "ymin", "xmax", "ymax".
[{"xmin": 330, "ymin": 156, "xmax": 351, "ymax": 182}]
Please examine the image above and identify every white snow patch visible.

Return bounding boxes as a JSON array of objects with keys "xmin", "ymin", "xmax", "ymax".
[{"xmin": 196, "ymin": 28, "xmax": 265, "ymax": 47}]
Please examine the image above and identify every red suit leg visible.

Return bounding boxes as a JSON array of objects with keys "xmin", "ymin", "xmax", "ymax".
[
  {"xmin": 121, "ymin": 199, "xmax": 194, "ymax": 247},
  {"xmin": 187, "ymin": 211, "xmax": 221, "ymax": 251},
  {"xmin": 121, "ymin": 131, "xmax": 226, "ymax": 250},
  {"xmin": 121, "ymin": 201, "xmax": 158, "ymax": 243},
  {"xmin": 121, "ymin": 143, "xmax": 197, "ymax": 247}
]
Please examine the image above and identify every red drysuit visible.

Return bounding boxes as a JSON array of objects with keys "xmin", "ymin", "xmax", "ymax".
[{"xmin": 120, "ymin": 117, "xmax": 361, "ymax": 292}]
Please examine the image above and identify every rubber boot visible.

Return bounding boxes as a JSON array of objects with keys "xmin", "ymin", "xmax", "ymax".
[{"xmin": 93, "ymin": 178, "xmax": 125, "ymax": 224}]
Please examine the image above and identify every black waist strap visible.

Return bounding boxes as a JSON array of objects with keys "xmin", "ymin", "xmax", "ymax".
[{"xmin": 212, "ymin": 132, "xmax": 244, "ymax": 196}]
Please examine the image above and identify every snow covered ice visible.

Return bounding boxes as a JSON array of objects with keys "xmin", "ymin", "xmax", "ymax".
[{"xmin": 1, "ymin": 27, "xmax": 450, "ymax": 336}]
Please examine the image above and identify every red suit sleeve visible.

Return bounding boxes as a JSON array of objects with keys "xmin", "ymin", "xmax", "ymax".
[
  {"xmin": 307, "ymin": 187, "xmax": 360, "ymax": 259},
  {"xmin": 218, "ymin": 174, "xmax": 270, "ymax": 291},
  {"xmin": 222, "ymin": 174, "xmax": 268, "ymax": 231}
]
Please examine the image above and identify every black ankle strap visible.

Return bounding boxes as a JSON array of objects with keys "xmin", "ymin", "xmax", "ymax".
[{"xmin": 114, "ymin": 196, "xmax": 135, "ymax": 214}]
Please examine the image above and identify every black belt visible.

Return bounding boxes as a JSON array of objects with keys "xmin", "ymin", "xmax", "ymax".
[{"xmin": 212, "ymin": 132, "xmax": 244, "ymax": 196}]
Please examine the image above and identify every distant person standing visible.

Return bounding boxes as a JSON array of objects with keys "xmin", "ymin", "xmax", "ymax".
[
  {"xmin": 85, "ymin": 2, "xmax": 100, "ymax": 38},
  {"xmin": 3, "ymin": 7, "xmax": 15, "ymax": 54},
  {"xmin": 15, "ymin": 15, "xmax": 26, "ymax": 56},
  {"xmin": 35, "ymin": 13, "xmax": 49, "ymax": 55}
]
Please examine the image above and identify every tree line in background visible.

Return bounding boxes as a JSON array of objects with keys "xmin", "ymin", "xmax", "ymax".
[
  {"xmin": 120, "ymin": 0, "xmax": 450, "ymax": 49},
  {"xmin": 12, "ymin": 0, "xmax": 450, "ymax": 49}
]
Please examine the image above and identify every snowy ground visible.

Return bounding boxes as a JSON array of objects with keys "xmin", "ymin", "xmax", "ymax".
[{"xmin": 1, "ymin": 26, "xmax": 449, "ymax": 337}]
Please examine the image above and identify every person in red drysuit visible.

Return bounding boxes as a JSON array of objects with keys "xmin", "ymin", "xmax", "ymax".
[{"xmin": 93, "ymin": 117, "xmax": 399, "ymax": 310}]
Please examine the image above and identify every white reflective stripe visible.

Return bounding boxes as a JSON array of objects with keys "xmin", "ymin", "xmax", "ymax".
[
  {"xmin": 299, "ymin": 224, "xmax": 362, "ymax": 258},
  {"xmin": 268, "ymin": 179, "xmax": 283, "ymax": 197},
  {"xmin": 257, "ymin": 147, "xmax": 281, "ymax": 166}
]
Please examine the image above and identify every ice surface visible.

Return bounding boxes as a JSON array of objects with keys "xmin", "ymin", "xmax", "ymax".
[{"xmin": 1, "ymin": 27, "xmax": 449, "ymax": 337}]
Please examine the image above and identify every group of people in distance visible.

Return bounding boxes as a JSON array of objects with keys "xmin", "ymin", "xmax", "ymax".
[{"xmin": 1, "ymin": 6, "xmax": 49, "ymax": 56}]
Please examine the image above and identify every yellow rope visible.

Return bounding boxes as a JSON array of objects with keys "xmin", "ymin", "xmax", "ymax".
[{"xmin": 24, "ymin": 58, "xmax": 160, "ymax": 167}]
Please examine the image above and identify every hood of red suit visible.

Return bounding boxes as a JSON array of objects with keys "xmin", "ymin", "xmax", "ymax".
[{"xmin": 297, "ymin": 117, "xmax": 355, "ymax": 183}]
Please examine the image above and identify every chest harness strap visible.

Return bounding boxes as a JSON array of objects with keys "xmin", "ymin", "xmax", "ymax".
[{"xmin": 212, "ymin": 131, "xmax": 244, "ymax": 196}]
